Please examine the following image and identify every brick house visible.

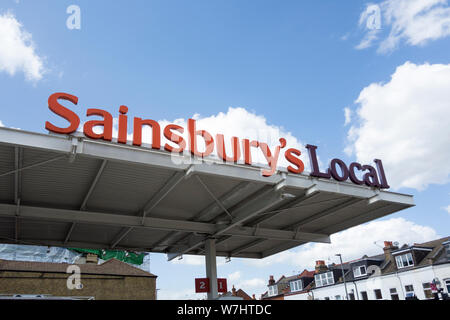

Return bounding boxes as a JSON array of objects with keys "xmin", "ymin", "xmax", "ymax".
[
  {"xmin": 261, "ymin": 269, "xmax": 315, "ymax": 300},
  {"xmin": 220, "ymin": 285, "xmax": 255, "ymax": 300},
  {"xmin": 0, "ymin": 258, "xmax": 157, "ymax": 300}
]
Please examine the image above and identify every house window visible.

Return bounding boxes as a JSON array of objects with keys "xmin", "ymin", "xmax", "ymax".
[
  {"xmin": 444, "ymin": 242, "xmax": 450, "ymax": 257},
  {"xmin": 349, "ymin": 293, "xmax": 355, "ymax": 300},
  {"xmin": 374, "ymin": 289, "xmax": 383, "ymax": 300},
  {"xmin": 422, "ymin": 283, "xmax": 434, "ymax": 299},
  {"xmin": 405, "ymin": 285, "xmax": 415, "ymax": 298},
  {"xmin": 360, "ymin": 291, "xmax": 368, "ymax": 300},
  {"xmin": 395, "ymin": 252, "xmax": 414, "ymax": 269},
  {"xmin": 353, "ymin": 265, "xmax": 367, "ymax": 278},
  {"xmin": 335, "ymin": 295, "xmax": 342, "ymax": 300},
  {"xmin": 446, "ymin": 279, "xmax": 450, "ymax": 293},
  {"xmin": 268, "ymin": 285, "xmax": 278, "ymax": 297},
  {"xmin": 390, "ymin": 288, "xmax": 399, "ymax": 300},
  {"xmin": 290, "ymin": 279, "xmax": 303, "ymax": 293},
  {"xmin": 314, "ymin": 271, "xmax": 335, "ymax": 287}
]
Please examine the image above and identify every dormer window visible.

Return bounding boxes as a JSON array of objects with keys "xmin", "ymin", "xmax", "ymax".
[
  {"xmin": 290, "ymin": 279, "xmax": 303, "ymax": 293},
  {"xmin": 395, "ymin": 252, "xmax": 414, "ymax": 269},
  {"xmin": 268, "ymin": 285, "xmax": 278, "ymax": 297},
  {"xmin": 314, "ymin": 271, "xmax": 334, "ymax": 288},
  {"xmin": 353, "ymin": 265, "xmax": 367, "ymax": 277},
  {"xmin": 444, "ymin": 241, "xmax": 450, "ymax": 257}
]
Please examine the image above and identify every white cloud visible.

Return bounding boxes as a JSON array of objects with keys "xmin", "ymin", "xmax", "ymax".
[
  {"xmin": 344, "ymin": 107, "xmax": 352, "ymax": 125},
  {"xmin": 0, "ymin": 12, "xmax": 45, "ymax": 81},
  {"xmin": 356, "ymin": 29, "xmax": 381, "ymax": 50},
  {"xmin": 226, "ymin": 271, "xmax": 265, "ymax": 289},
  {"xmin": 226, "ymin": 270, "xmax": 266, "ymax": 297},
  {"xmin": 245, "ymin": 217, "xmax": 439, "ymax": 269},
  {"xmin": 170, "ymin": 254, "xmax": 205, "ymax": 266},
  {"xmin": 340, "ymin": 33, "xmax": 350, "ymax": 41},
  {"xmin": 158, "ymin": 107, "xmax": 308, "ymax": 170},
  {"xmin": 227, "ymin": 271, "xmax": 241, "ymax": 283},
  {"xmin": 238, "ymin": 278, "xmax": 266, "ymax": 289},
  {"xmin": 444, "ymin": 205, "xmax": 450, "ymax": 215},
  {"xmin": 99, "ymin": 107, "xmax": 310, "ymax": 172},
  {"xmin": 357, "ymin": 0, "xmax": 450, "ymax": 53},
  {"xmin": 345, "ymin": 62, "xmax": 450, "ymax": 191}
]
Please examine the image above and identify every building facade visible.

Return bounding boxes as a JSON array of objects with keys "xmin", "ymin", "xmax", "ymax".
[
  {"xmin": 263, "ymin": 236, "xmax": 450, "ymax": 300},
  {"xmin": 261, "ymin": 269, "xmax": 315, "ymax": 300}
]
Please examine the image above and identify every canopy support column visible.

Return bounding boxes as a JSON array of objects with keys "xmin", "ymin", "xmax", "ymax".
[{"xmin": 205, "ymin": 238, "xmax": 218, "ymax": 300}]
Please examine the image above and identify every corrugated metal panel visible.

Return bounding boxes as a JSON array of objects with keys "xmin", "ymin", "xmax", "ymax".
[
  {"xmin": 0, "ymin": 128, "xmax": 415, "ymax": 259},
  {"xmin": 87, "ymin": 161, "xmax": 175, "ymax": 214},
  {"xmin": 0, "ymin": 216, "xmax": 14, "ymax": 241},
  {"xmin": 299, "ymin": 199, "xmax": 376, "ymax": 231},
  {"xmin": 18, "ymin": 219, "xmax": 70, "ymax": 242},
  {"xmin": 118, "ymin": 228, "xmax": 173, "ymax": 249},
  {"xmin": 68, "ymin": 223, "xmax": 125, "ymax": 245},
  {"xmin": 21, "ymin": 151, "xmax": 101, "ymax": 209},
  {"xmin": 0, "ymin": 145, "xmax": 15, "ymax": 203},
  {"xmin": 317, "ymin": 202, "xmax": 402, "ymax": 235},
  {"xmin": 257, "ymin": 193, "xmax": 352, "ymax": 229},
  {"xmin": 152, "ymin": 175, "xmax": 247, "ymax": 220},
  {"xmin": 244, "ymin": 239, "xmax": 289, "ymax": 255}
]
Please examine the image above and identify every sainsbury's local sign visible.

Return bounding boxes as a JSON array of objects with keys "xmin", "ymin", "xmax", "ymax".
[{"xmin": 45, "ymin": 92, "xmax": 390, "ymax": 189}]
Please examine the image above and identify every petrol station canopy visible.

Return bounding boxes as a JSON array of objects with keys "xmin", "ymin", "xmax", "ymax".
[{"xmin": 0, "ymin": 127, "xmax": 414, "ymax": 260}]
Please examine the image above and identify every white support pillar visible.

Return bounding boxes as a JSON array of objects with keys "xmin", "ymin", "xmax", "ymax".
[{"xmin": 205, "ymin": 238, "xmax": 218, "ymax": 300}]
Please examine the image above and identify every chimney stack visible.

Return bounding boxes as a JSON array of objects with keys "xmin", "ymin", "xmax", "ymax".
[
  {"xmin": 86, "ymin": 253, "xmax": 98, "ymax": 264},
  {"xmin": 252, "ymin": 294, "xmax": 256, "ymax": 300},
  {"xmin": 383, "ymin": 241, "xmax": 398, "ymax": 266},
  {"xmin": 315, "ymin": 260, "xmax": 328, "ymax": 274},
  {"xmin": 268, "ymin": 275, "xmax": 275, "ymax": 286},
  {"xmin": 232, "ymin": 285, "xmax": 237, "ymax": 296}
]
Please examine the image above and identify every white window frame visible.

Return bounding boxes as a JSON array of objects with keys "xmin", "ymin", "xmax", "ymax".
[
  {"xmin": 395, "ymin": 252, "xmax": 414, "ymax": 269},
  {"xmin": 314, "ymin": 271, "xmax": 335, "ymax": 288},
  {"xmin": 445, "ymin": 279, "xmax": 450, "ymax": 293},
  {"xmin": 268, "ymin": 285, "xmax": 278, "ymax": 297},
  {"xmin": 390, "ymin": 288, "xmax": 399, "ymax": 300},
  {"xmin": 290, "ymin": 279, "xmax": 303, "ymax": 293},
  {"xmin": 353, "ymin": 265, "xmax": 367, "ymax": 278},
  {"xmin": 405, "ymin": 284, "xmax": 415, "ymax": 298},
  {"xmin": 422, "ymin": 282, "xmax": 433, "ymax": 299}
]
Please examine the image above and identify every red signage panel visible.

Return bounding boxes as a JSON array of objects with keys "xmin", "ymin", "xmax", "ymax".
[
  {"xmin": 195, "ymin": 278, "xmax": 210, "ymax": 293},
  {"xmin": 217, "ymin": 278, "xmax": 227, "ymax": 293}
]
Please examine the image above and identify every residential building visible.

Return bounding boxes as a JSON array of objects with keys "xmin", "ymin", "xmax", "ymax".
[
  {"xmin": 272, "ymin": 236, "xmax": 450, "ymax": 300},
  {"xmin": 261, "ymin": 269, "xmax": 315, "ymax": 300},
  {"xmin": 220, "ymin": 285, "xmax": 255, "ymax": 300}
]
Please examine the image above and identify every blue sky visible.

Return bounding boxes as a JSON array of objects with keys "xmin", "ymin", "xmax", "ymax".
[{"xmin": 0, "ymin": 0, "xmax": 449, "ymax": 299}]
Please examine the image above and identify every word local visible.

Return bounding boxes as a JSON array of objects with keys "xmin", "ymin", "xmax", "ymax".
[{"xmin": 45, "ymin": 92, "xmax": 389, "ymax": 189}]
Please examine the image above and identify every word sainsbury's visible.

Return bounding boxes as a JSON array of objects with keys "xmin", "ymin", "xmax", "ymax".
[{"xmin": 45, "ymin": 92, "xmax": 389, "ymax": 189}]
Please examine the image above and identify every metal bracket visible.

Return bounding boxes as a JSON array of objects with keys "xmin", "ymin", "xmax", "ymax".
[
  {"xmin": 69, "ymin": 137, "xmax": 80, "ymax": 163},
  {"xmin": 185, "ymin": 164, "xmax": 195, "ymax": 179},
  {"xmin": 274, "ymin": 173, "xmax": 287, "ymax": 193}
]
